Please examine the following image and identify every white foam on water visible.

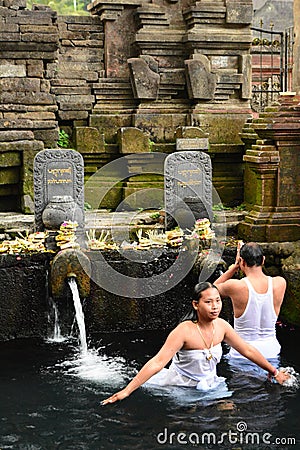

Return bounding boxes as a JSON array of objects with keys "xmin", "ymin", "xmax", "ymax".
[
  {"xmin": 279, "ymin": 366, "xmax": 300, "ymax": 389},
  {"xmin": 47, "ymin": 335, "xmax": 68, "ymax": 343},
  {"xmin": 58, "ymin": 347, "xmax": 130, "ymax": 386}
]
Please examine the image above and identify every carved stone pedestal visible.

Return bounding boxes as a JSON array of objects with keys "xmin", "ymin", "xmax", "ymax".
[{"xmin": 239, "ymin": 94, "xmax": 300, "ymax": 242}]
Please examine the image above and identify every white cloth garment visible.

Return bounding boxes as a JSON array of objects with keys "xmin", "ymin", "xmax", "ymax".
[
  {"xmin": 229, "ymin": 276, "xmax": 281, "ymax": 360},
  {"xmin": 144, "ymin": 343, "xmax": 226, "ymax": 391}
]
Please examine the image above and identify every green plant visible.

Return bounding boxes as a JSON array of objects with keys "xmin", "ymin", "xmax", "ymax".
[
  {"xmin": 235, "ymin": 203, "xmax": 247, "ymax": 211},
  {"xmin": 212, "ymin": 203, "xmax": 230, "ymax": 211},
  {"xmin": 149, "ymin": 139, "xmax": 155, "ymax": 152},
  {"xmin": 150, "ymin": 212, "xmax": 160, "ymax": 219},
  {"xmin": 57, "ymin": 129, "xmax": 70, "ymax": 148},
  {"xmin": 84, "ymin": 202, "xmax": 92, "ymax": 211}
]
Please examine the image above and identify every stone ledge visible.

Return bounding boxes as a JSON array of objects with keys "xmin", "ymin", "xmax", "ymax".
[{"xmin": 0, "ymin": 209, "xmax": 245, "ymax": 239}]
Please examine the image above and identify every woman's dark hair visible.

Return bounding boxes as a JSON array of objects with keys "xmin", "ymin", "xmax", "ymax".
[
  {"xmin": 240, "ymin": 242, "xmax": 264, "ymax": 267},
  {"xmin": 180, "ymin": 282, "xmax": 218, "ymax": 323}
]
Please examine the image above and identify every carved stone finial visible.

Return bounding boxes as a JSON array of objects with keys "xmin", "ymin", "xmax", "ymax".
[
  {"xmin": 128, "ymin": 56, "xmax": 160, "ymax": 99},
  {"xmin": 184, "ymin": 55, "xmax": 216, "ymax": 100}
]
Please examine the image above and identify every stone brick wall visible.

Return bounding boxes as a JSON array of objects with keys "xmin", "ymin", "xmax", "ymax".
[
  {"xmin": 0, "ymin": 1, "xmax": 103, "ymax": 212},
  {"xmin": 51, "ymin": 15, "xmax": 103, "ymax": 123},
  {"xmin": 1, "ymin": 0, "xmax": 254, "ymax": 213},
  {"xmin": 0, "ymin": 1, "xmax": 58, "ymax": 211}
]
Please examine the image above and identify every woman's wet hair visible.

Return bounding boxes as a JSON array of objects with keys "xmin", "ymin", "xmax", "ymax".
[
  {"xmin": 180, "ymin": 282, "xmax": 218, "ymax": 323},
  {"xmin": 240, "ymin": 242, "xmax": 264, "ymax": 267}
]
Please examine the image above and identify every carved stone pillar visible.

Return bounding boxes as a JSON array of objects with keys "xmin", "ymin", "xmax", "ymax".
[{"xmin": 239, "ymin": 94, "xmax": 300, "ymax": 242}]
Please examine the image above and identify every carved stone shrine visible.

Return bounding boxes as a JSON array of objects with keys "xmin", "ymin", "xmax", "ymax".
[{"xmin": 33, "ymin": 149, "xmax": 85, "ymax": 232}]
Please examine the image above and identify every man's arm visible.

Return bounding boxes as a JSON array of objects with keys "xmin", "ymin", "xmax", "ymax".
[
  {"xmin": 214, "ymin": 241, "xmax": 242, "ymax": 297},
  {"xmin": 214, "ymin": 263, "xmax": 241, "ymax": 298}
]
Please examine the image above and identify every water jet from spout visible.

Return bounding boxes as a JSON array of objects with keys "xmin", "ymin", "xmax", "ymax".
[{"xmin": 68, "ymin": 277, "xmax": 88, "ymax": 355}]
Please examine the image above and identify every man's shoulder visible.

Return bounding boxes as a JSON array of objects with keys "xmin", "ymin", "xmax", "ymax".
[
  {"xmin": 222, "ymin": 278, "xmax": 246, "ymax": 288},
  {"xmin": 216, "ymin": 277, "xmax": 247, "ymax": 297},
  {"xmin": 271, "ymin": 275, "xmax": 287, "ymax": 288}
]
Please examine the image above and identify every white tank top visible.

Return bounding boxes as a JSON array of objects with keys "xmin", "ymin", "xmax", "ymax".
[{"xmin": 229, "ymin": 276, "xmax": 281, "ymax": 359}]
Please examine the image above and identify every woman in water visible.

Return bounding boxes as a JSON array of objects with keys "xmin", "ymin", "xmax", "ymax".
[{"xmin": 102, "ymin": 282, "xmax": 289, "ymax": 405}]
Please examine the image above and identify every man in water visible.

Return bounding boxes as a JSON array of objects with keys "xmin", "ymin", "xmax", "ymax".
[{"xmin": 214, "ymin": 242, "xmax": 286, "ymax": 360}]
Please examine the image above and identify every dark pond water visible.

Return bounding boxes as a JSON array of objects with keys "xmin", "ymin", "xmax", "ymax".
[{"xmin": 0, "ymin": 325, "xmax": 299, "ymax": 450}]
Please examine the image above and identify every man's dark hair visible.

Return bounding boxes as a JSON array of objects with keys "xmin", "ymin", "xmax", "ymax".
[{"xmin": 240, "ymin": 242, "xmax": 264, "ymax": 267}]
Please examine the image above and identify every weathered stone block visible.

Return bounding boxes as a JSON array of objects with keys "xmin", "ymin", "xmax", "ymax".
[
  {"xmin": 128, "ymin": 56, "xmax": 160, "ymax": 99},
  {"xmin": 0, "ymin": 152, "xmax": 20, "ymax": 167},
  {"xmin": 0, "ymin": 31, "xmax": 20, "ymax": 41},
  {"xmin": 51, "ymin": 67, "xmax": 99, "ymax": 81},
  {"xmin": 59, "ymin": 102, "xmax": 93, "ymax": 111},
  {"xmin": 75, "ymin": 126, "xmax": 105, "ymax": 154},
  {"xmin": 33, "ymin": 129, "xmax": 59, "ymax": 147},
  {"xmin": 85, "ymin": 181, "xmax": 124, "ymax": 210},
  {"xmin": 4, "ymin": 0, "xmax": 26, "ymax": 9},
  {"xmin": 185, "ymin": 55, "xmax": 216, "ymax": 100},
  {"xmin": 51, "ymin": 78, "xmax": 87, "ymax": 87},
  {"xmin": 12, "ymin": 11, "xmax": 56, "ymax": 25},
  {"xmin": 21, "ymin": 32, "xmax": 59, "ymax": 43},
  {"xmin": 0, "ymin": 130, "xmax": 34, "ymax": 141},
  {"xmin": 51, "ymin": 86, "xmax": 91, "ymax": 95},
  {"xmin": 175, "ymin": 126, "xmax": 209, "ymax": 140},
  {"xmin": 0, "ymin": 118, "xmax": 34, "ymax": 129},
  {"xmin": 19, "ymin": 24, "xmax": 57, "ymax": 33},
  {"xmin": 90, "ymin": 114, "xmax": 133, "ymax": 144},
  {"xmin": 0, "ymin": 140, "xmax": 44, "ymax": 152},
  {"xmin": 133, "ymin": 113, "xmax": 187, "ymax": 142},
  {"xmin": 226, "ymin": 1, "xmax": 253, "ymax": 24},
  {"xmin": 58, "ymin": 110, "xmax": 89, "ymax": 121},
  {"xmin": 0, "ymin": 6, "xmax": 17, "ymax": 17},
  {"xmin": 176, "ymin": 138, "xmax": 208, "ymax": 151},
  {"xmin": 27, "ymin": 60, "xmax": 44, "ymax": 78},
  {"xmin": 0, "ymin": 22, "xmax": 18, "ymax": 32},
  {"xmin": 118, "ymin": 127, "xmax": 150, "ymax": 154},
  {"xmin": 0, "ymin": 91, "xmax": 55, "ymax": 104},
  {"xmin": 0, "ymin": 77, "xmax": 40, "ymax": 92},
  {"xmin": 194, "ymin": 113, "xmax": 249, "ymax": 145}
]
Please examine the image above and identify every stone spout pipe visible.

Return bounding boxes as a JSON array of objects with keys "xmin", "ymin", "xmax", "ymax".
[{"xmin": 50, "ymin": 248, "xmax": 91, "ymax": 299}]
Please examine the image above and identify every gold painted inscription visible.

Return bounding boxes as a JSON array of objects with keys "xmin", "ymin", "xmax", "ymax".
[{"xmin": 47, "ymin": 167, "xmax": 72, "ymax": 184}]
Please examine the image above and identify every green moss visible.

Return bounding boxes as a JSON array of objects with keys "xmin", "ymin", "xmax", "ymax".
[{"xmin": 281, "ymin": 286, "xmax": 300, "ymax": 326}]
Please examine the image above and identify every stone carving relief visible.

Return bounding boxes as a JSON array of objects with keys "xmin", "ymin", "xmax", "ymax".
[
  {"xmin": 128, "ymin": 55, "xmax": 160, "ymax": 99},
  {"xmin": 34, "ymin": 149, "xmax": 84, "ymax": 231},
  {"xmin": 164, "ymin": 150, "xmax": 213, "ymax": 230},
  {"xmin": 185, "ymin": 55, "xmax": 217, "ymax": 100}
]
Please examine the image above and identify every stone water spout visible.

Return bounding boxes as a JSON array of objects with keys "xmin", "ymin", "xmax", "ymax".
[{"xmin": 50, "ymin": 248, "xmax": 91, "ymax": 299}]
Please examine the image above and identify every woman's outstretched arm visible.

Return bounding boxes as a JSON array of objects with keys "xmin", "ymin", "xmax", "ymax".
[{"xmin": 101, "ymin": 323, "xmax": 186, "ymax": 405}]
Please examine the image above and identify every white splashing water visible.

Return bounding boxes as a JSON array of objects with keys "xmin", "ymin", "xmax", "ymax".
[
  {"xmin": 47, "ymin": 279, "xmax": 131, "ymax": 386},
  {"xmin": 48, "ymin": 298, "xmax": 67, "ymax": 343},
  {"xmin": 59, "ymin": 348, "xmax": 130, "ymax": 385},
  {"xmin": 68, "ymin": 277, "xmax": 88, "ymax": 355},
  {"xmin": 279, "ymin": 366, "xmax": 300, "ymax": 389}
]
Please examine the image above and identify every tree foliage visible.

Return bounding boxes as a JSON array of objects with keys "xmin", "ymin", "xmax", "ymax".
[{"xmin": 26, "ymin": 0, "xmax": 89, "ymax": 15}]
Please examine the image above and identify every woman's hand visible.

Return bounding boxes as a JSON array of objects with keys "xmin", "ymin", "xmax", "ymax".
[{"xmin": 101, "ymin": 388, "xmax": 129, "ymax": 405}]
